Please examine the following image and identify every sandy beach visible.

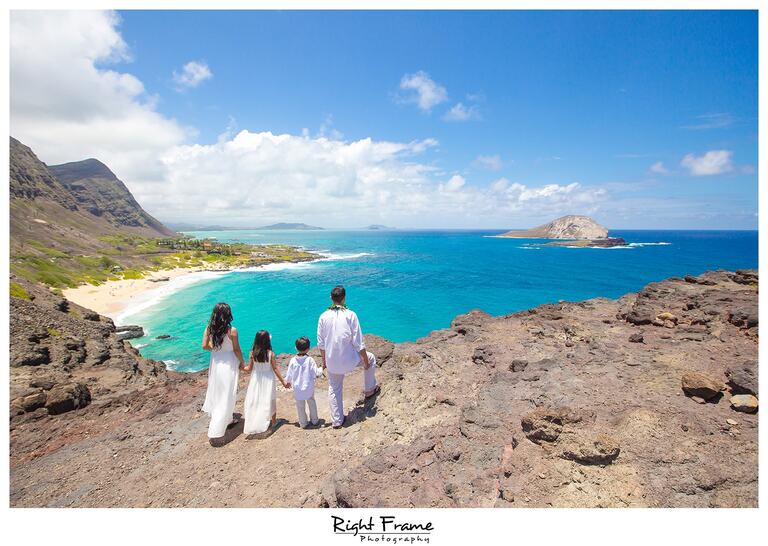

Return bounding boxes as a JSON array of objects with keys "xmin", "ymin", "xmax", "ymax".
[{"xmin": 62, "ymin": 267, "xmax": 209, "ymax": 320}]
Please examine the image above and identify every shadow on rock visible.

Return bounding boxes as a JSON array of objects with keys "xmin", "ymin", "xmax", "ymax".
[{"xmin": 209, "ymin": 412, "xmax": 244, "ymax": 447}]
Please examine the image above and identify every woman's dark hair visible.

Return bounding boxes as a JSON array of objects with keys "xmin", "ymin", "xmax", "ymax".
[
  {"xmin": 251, "ymin": 330, "xmax": 272, "ymax": 363},
  {"xmin": 207, "ymin": 303, "xmax": 233, "ymax": 350}
]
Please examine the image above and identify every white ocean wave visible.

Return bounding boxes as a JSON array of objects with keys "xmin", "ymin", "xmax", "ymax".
[
  {"xmin": 163, "ymin": 359, "xmax": 178, "ymax": 370},
  {"xmin": 114, "ymin": 270, "xmax": 226, "ymax": 324},
  {"xmin": 561, "ymin": 245, "xmax": 634, "ymax": 250},
  {"xmin": 627, "ymin": 242, "xmax": 672, "ymax": 247},
  {"xmin": 318, "ymin": 251, "xmax": 373, "ymax": 261}
]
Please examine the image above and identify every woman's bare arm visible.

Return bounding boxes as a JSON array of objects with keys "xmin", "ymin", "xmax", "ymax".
[
  {"xmin": 230, "ymin": 327, "xmax": 246, "ymax": 368},
  {"xmin": 202, "ymin": 327, "xmax": 212, "ymax": 351},
  {"xmin": 244, "ymin": 351, "xmax": 254, "ymax": 372},
  {"xmin": 270, "ymin": 352, "xmax": 288, "ymax": 387}
]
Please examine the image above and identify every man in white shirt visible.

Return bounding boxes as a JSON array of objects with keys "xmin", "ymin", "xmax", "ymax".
[{"xmin": 317, "ymin": 285, "xmax": 379, "ymax": 428}]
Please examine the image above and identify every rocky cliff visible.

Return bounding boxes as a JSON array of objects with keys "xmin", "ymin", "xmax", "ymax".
[
  {"xmin": 9, "ymin": 137, "xmax": 179, "ymax": 286},
  {"xmin": 9, "ymin": 270, "xmax": 758, "ymax": 507},
  {"xmin": 48, "ymin": 158, "xmax": 175, "ymax": 236},
  {"xmin": 500, "ymin": 215, "xmax": 609, "ymax": 239}
]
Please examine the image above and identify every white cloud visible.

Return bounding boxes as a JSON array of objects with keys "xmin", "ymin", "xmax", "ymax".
[
  {"xmin": 474, "ymin": 155, "xmax": 503, "ymax": 171},
  {"xmin": 490, "ymin": 177, "xmax": 510, "ymax": 192},
  {"xmin": 443, "ymin": 102, "xmax": 481, "ymax": 122},
  {"xmin": 443, "ymin": 175, "xmax": 466, "ymax": 192},
  {"xmin": 649, "ymin": 161, "xmax": 669, "ymax": 175},
  {"xmin": 681, "ymin": 113, "xmax": 734, "ymax": 130},
  {"xmin": 148, "ymin": 130, "xmax": 608, "ymax": 227},
  {"xmin": 680, "ymin": 150, "xmax": 734, "ymax": 176},
  {"xmin": 9, "ymin": 12, "xmax": 613, "ymax": 229},
  {"xmin": 398, "ymin": 71, "xmax": 448, "ymax": 112},
  {"xmin": 172, "ymin": 60, "xmax": 213, "ymax": 90},
  {"xmin": 10, "ymin": 10, "xmax": 189, "ymax": 192}
]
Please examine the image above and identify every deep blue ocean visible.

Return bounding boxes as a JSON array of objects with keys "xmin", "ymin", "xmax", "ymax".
[{"xmin": 120, "ymin": 229, "xmax": 758, "ymax": 372}]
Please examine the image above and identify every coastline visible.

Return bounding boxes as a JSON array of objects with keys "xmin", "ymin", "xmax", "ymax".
[
  {"xmin": 62, "ymin": 254, "xmax": 327, "ymax": 324},
  {"xmin": 62, "ymin": 266, "xmax": 220, "ymax": 321}
]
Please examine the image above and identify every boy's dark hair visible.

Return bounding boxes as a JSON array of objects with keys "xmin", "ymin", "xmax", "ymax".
[
  {"xmin": 295, "ymin": 336, "xmax": 310, "ymax": 353},
  {"xmin": 331, "ymin": 285, "xmax": 346, "ymax": 303}
]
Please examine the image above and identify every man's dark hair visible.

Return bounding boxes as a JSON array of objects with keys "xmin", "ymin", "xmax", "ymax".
[
  {"xmin": 295, "ymin": 336, "xmax": 310, "ymax": 353},
  {"xmin": 331, "ymin": 285, "xmax": 346, "ymax": 303}
]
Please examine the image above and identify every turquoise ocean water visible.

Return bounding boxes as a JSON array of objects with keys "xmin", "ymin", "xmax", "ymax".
[{"xmin": 120, "ymin": 229, "xmax": 758, "ymax": 372}]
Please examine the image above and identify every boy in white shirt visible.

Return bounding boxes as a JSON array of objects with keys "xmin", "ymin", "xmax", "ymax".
[{"xmin": 284, "ymin": 336, "xmax": 323, "ymax": 428}]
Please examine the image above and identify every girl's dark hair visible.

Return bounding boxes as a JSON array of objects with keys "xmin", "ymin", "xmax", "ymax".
[
  {"xmin": 251, "ymin": 330, "xmax": 272, "ymax": 363},
  {"xmin": 207, "ymin": 303, "xmax": 233, "ymax": 350}
]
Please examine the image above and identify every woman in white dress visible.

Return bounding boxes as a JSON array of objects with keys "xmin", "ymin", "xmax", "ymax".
[
  {"xmin": 201, "ymin": 303, "xmax": 245, "ymax": 444},
  {"xmin": 243, "ymin": 330, "xmax": 288, "ymax": 437}
]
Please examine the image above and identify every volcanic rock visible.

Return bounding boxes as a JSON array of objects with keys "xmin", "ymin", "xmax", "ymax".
[
  {"xmin": 681, "ymin": 371, "xmax": 723, "ymax": 400},
  {"xmin": 726, "ymin": 362, "xmax": 758, "ymax": 395},
  {"xmin": 730, "ymin": 395, "xmax": 758, "ymax": 414},
  {"xmin": 45, "ymin": 383, "xmax": 91, "ymax": 415}
]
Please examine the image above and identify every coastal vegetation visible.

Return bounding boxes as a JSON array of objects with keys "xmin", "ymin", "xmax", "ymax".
[{"xmin": 11, "ymin": 235, "xmax": 317, "ymax": 288}]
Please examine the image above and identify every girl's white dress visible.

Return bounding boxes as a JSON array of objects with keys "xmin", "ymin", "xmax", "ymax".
[
  {"xmin": 202, "ymin": 332, "xmax": 239, "ymax": 438},
  {"xmin": 243, "ymin": 353, "xmax": 277, "ymax": 435}
]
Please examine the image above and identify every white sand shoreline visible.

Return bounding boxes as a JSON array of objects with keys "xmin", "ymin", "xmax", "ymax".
[
  {"xmin": 62, "ymin": 267, "xmax": 227, "ymax": 323},
  {"xmin": 62, "ymin": 250, "xmax": 372, "ymax": 325}
]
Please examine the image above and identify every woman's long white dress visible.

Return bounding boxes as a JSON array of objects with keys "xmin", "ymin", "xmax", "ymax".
[
  {"xmin": 243, "ymin": 353, "xmax": 277, "ymax": 435},
  {"xmin": 202, "ymin": 333, "xmax": 239, "ymax": 438}
]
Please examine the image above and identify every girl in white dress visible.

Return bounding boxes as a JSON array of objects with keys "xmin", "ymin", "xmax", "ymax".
[
  {"xmin": 243, "ymin": 330, "xmax": 288, "ymax": 437},
  {"xmin": 201, "ymin": 303, "xmax": 245, "ymax": 443}
]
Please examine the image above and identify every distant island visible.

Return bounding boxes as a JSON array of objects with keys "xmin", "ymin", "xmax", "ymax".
[
  {"xmin": 258, "ymin": 223, "xmax": 323, "ymax": 230},
  {"xmin": 496, "ymin": 215, "xmax": 629, "ymax": 248},
  {"xmin": 366, "ymin": 224, "xmax": 396, "ymax": 230},
  {"xmin": 166, "ymin": 222, "xmax": 324, "ymax": 231},
  {"xmin": 499, "ymin": 215, "xmax": 609, "ymax": 239}
]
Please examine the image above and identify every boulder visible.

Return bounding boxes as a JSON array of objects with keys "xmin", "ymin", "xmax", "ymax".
[
  {"xmin": 21, "ymin": 391, "xmax": 47, "ymax": 412},
  {"xmin": 628, "ymin": 333, "xmax": 644, "ymax": 343},
  {"xmin": 471, "ymin": 346, "xmax": 495, "ymax": 367},
  {"xmin": 510, "ymin": 359, "xmax": 528, "ymax": 372},
  {"xmin": 45, "ymin": 383, "xmax": 92, "ymax": 415},
  {"xmin": 681, "ymin": 371, "xmax": 723, "ymax": 400},
  {"xmin": 559, "ymin": 433, "xmax": 620, "ymax": 465},
  {"xmin": 728, "ymin": 305, "xmax": 758, "ymax": 329},
  {"xmin": 11, "ymin": 345, "xmax": 50, "ymax": 367},
  {"xmin": 29, "ymin": 379, "xmax": 55, "ymax": 390},
  {"xmin": 521, "ymin": 407, "xmax": 583, "ymax": 444},
  {"xmin": 451, "ymin": 309, "xmax": 492, "ymax": 338},
  {"xmin": 729, "ymin": 269, "xmax": 758, "ymax": 285},
  {"xmin": 657, "ymin": 312, "xmax": 678, "ymax": 323},
  {"xmin": 626, "ymin": 311, "xmax": 653, "ymax": 326},
  {"xmin": 730, "ymin": 394, "xmax": 758, "ymax": 414},
  {"xmin": 115, "ymin": 325, "xmax": 144, "ymax": 341},
  {"xmin": 363, "ymin": 334, "xmax": 395, "ymax": 366},
  {"xmin": 726, "ymin": 362, "xmax": 758, "ymax": 395}
]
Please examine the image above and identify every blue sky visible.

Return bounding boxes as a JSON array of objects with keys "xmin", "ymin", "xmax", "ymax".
[{"xmin": 10, "ymin": 10, "xmax": 758, "ymax": 229}]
